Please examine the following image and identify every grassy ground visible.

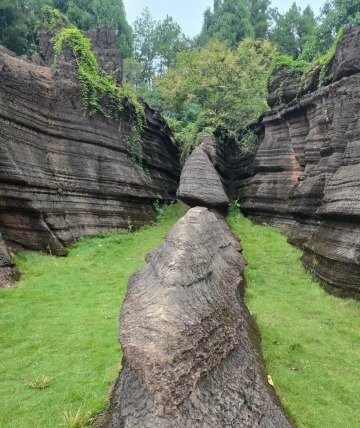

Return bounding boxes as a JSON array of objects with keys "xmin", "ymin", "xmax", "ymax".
[
  {"xmin": 0, "ymin": 203, "xmax": 187, "ymax": 428},
  {"xmin": 228, "ymin": 211, "xmax": 360, "ymax": 428},
  {"xmin": 2, "ymin": 204, "xmax": 359, "ymax": 427}
]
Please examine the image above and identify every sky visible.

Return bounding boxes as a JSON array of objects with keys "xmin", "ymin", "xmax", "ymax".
[{"xmin": 123, "ymin": 0, "xmax": 326, "ymax": 37}]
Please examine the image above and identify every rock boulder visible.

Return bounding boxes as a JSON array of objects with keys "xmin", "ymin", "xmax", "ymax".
[
  {"xmin": 102, "ymin": 207, "xmax": 294, "ymax": 427},
  {"xmin": 177, "ymin": 134, "xmax": 229, "ymax": 211}
]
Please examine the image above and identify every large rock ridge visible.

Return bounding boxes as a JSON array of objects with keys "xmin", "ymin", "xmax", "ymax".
[
  {"xmin": 221, "ymin": 27, "xmax": 360, "ymax": 297},
  {"xmin": 0, "ymin": 28, "xmax": 180, "ymax": 274},
  {"xmin": 102, "ymin": 207, "xmax": 294, "ymax": 427}
]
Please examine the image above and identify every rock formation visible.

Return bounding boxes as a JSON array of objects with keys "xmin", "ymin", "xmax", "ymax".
[
  {"xmin": 0, "ymin": 28, "xmax": 180, "ymax": 268},
  {"xmin": 176, "ymin": 133, "xmax": 229, "ymax": 211},
  {"xmin": 102, "ymin": 207, "xmax": 294, "ymax": 427},
  {"xmin": 0, "ymin": 233, "xmax": 21, "ymax": 287},
  {"xmin": 225, "ymin": 27, "xmax": 360, "ymax": 297}
]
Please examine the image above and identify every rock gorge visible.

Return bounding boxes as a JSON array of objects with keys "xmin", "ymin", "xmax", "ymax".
[
  {"xmin": 218, "ymin": 27, "xmax": 360, "ymax": 298},
  {"xmin": 0, "ymin": 27, "xmax": 180, "ymax": 284}
]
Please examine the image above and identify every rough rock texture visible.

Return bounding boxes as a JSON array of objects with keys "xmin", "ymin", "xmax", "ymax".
[
  {"xmin": 267, "ymin": 66, "xmax": 318, "ymax": 109},
  {"xmin": 0, "ymin": 31, "xmax": 180, "ymax": 258},
  {"xmin": 102, "ymin": 207, "xmax": 294, "ymax": 427},
  {"xmin": 0, "ymin": 233, "xmax": 21, "ymax": 287},
  {"xmin": 85, "ymin": 27, "xmax": 123, "ymax": 84},
  {"xmin": 177, "ymin": 133, "xmax": 229, "ymax": 211},
  {"xmin": 332, "ymin": 27, "xmax": 360, "ymax": 81},
  {"xmin": 228, "ymin": 27, "xmax": 360, "ymax": 296}
]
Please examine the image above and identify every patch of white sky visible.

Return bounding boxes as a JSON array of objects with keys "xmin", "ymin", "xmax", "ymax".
[{"xmin": 123, "ymin": 0, "xmax": 326, "ymax": 38}]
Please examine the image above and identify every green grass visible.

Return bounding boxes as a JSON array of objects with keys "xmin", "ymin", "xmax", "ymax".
[
  {"xmin": 0, "ymin": 202, "xmax": 187, "ymax": 428},
  {"xmin": 228, "ymin": 212, "xmax": 360, "ymax": 428}
]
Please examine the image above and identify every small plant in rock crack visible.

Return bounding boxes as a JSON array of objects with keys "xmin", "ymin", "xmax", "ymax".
[
  {"xmin": 153, "ymin": 199, "xmax": 164, "ymax": 219},
  {"xmin": 227, "ymin": 199, "xmax": 240, "ymax": 217}
]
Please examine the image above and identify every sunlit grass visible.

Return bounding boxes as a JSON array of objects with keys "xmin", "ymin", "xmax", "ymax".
[
  {"xmin": 0, "ymin": 203, "xmax": 187, "ymax": 428},
  {"xmin": 228, "ymin": 211, "xmax": 360, "ymax": 428}
]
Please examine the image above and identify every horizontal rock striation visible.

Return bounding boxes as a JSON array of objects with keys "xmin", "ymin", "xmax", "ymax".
[
  {"xmin": 0, "ymin": 29, "xmax": 180, "ymax": 261},
  {"xmin": 102, "ymin": 207, "xmax": 294, "ymax": 427},
  {"xmin": 228, "ymin": 27, "xmax": 360, "ymax": 296}
]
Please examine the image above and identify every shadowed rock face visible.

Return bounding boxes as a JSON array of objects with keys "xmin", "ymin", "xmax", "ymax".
[
  {"xmin": 0, "ymin": 29, "xmax": 180, "ymax": 262},
  {"xmin": 0, "ymin": 233, "xmax": 20, "ymax": 287},
  {"xmin": 103, "ymin": 207, "xmax": 294, "ymax": 427},
  {"xmin": 177, "ymin": 134, "xmax": 229, "ymax": 211},
  {"xmin": 226, "ymin": 27, "xmax": 360, "ymax": 296}
]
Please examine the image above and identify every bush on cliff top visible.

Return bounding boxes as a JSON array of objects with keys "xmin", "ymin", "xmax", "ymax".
[{"xmin": 270, "ymin": 26, "xmax": 344, "ymax": 90}]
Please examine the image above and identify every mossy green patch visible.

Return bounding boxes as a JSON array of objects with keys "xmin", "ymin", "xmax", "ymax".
[
  {"xmin": 0, "ymin": 203, "xmax": 188, "ymax": 428},
  {"xmin": 228, "ymin": 211, "xmax": 360, "ymax": 428}
]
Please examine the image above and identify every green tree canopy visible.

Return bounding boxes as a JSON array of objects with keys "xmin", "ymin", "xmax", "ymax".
[
  {"xmin": 269, "ymin": 3, "xmax": 317, "ymax": 58},
  {"xmin": 0, "ymin": 0, "xmax": 133, "ymax": 57},
  {"xmin": 132, "ymin": 8, "xmax": 189, "ymax": 89},
  {"xmin": 316, "ymin": 0, "xmax": 360, "ymax": 52},
  {"xmin": 198, "ymin": 0, "xmax": 255, "ymax": 48},
  {"xmin": 155, "ymin": 38, "xmax": 276, "ymax": 155},
  {"xmin": 247, "ymin": 0, "xmax": 271, "ymax": 39}
]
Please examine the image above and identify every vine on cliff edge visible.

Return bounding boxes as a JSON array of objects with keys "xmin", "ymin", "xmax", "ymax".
[
  {"xmin": 270, "ymin": 27, "xmax": 344, "ymax": 92},
  {"xmin": 43, "ymin": 7, "xmax": 145, "ymax": 162}
]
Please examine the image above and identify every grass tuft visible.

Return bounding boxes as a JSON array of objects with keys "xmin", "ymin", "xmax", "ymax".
[
  {"xmin": 61, "ymin": 407, "xmax": 91, "ymax": 428},
  {"xmin": 25, "ymin": 375, "xmax": 52, "ymax": 390}
]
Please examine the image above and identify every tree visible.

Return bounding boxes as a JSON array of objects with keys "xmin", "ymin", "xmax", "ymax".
[
  {"xmin": 155, "ymin": 38, "xmax": 276, "ymax": 138},
  {"xmin": 269, "ymin": 3, "xmax": 316, "ymax": 58},
  {"xmin": 316, "ymin": 0, "xmax": 360, "ymax": 53},
  {"xmin": 198, "ymin": 0, "xmax": 254, "ymax": 48},
  {"xmin": 247, "ymin": 0, "xmax": 271, "ymax": 39},
  {"xmin": 133, "ymin": 7, "xmax": 157, "ymax": 87},
  {"xmin": 0, "ymin": 0, "xmax": 133, "ymax": 57},
  {"xmin": 152, "ymin": 15, "xmax": 189, "ymax": 74},
  {"xmin": 92, "ymin": 0, "xmax": 133, "ymax": 57},
  {"xmin": 0, "ymin": 0, "xmax": 28, "ymax": 54}
]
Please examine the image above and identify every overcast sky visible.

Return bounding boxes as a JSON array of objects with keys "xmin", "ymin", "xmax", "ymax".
[{"xmin": 123, "ymin": 0, "xmax": 326, "ymax": 37}]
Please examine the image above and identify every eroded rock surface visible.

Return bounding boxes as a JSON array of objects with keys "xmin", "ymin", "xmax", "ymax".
[
  {"xmin": 177, "ymin": 133, "xmax": 229, "ymax": 211},
  {"xmin": 0, "ymin": 30, "xmax": 180, "ymax": 255},
  {"xmin": 102, "ymin": 207, "xmax": 294, "ymax": 427},
  {"xmin": 0, "ymin": 233, "xmax": 20, "ymax": 287},
  {"xmin": 226, "ymin": 27, "xmax": 360, "ymax": 296}
]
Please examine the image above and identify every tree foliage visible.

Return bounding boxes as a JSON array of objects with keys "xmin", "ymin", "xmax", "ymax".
[
  {"xmin": 155, "ymin": 38, "xmax": 276, "ymax": 156},
  {"xmin": 269, "ymin": 3, "xmax": 317, "ymax": 58},
  {"xmin": 0, "ymin": 0, "xmax": 133, "ymax": 57},
  {"xmin": 198, "ymin": 0, "xmax": 255, "ymax": 48},
  {"xmin": 315, "ymin": 0, "xmax": 360, "ymax": 53},
  {"xmin": 247, "ymin": 0, "xmax": 271, "ymax": 39},
  {"xmin": 132, "ymin": 7, "xmax": 189, "ymax": 88}
]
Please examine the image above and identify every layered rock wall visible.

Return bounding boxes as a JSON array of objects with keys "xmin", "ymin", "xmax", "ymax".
[
  {"xmin": 230, "ymin": 27, "xmax": 360, "ymax": 297},
  {"xmin": 0, "ymin": 30, "xmax": 180, "ymax": 265}
]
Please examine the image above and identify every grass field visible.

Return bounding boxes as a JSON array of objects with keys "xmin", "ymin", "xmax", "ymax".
[
  {"xmin": 0, "ymin": 203, "xmax": 187, "ymax": 428},
  {"xmin": 228, "ymin": 211, "xmax": 360, "ymax": 428},
  {"xmin": 2, "ymin": 204, "xmax": 360, "ymax": 427}
]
